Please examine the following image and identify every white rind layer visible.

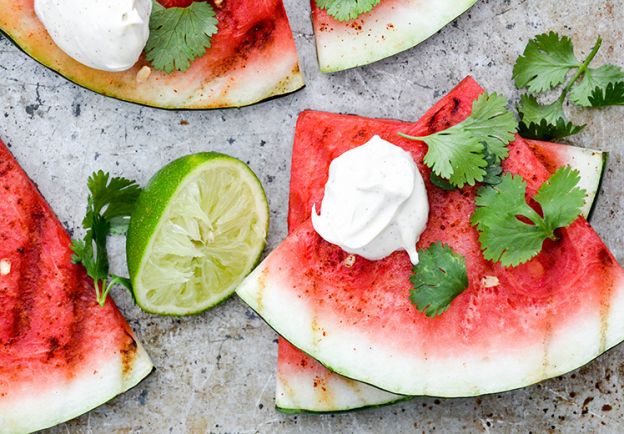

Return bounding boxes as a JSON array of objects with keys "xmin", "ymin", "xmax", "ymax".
[
  {"xmin": 269, "ymin": 142, "xmax": 609, "ymax": 409},
  {"xmin": 0, "ymin": 0, "xmax": 304, "ymax": 109},
  {"xmin": 0, "ymin": 341, "xmax": 153, "ymax": 434},
  {"xmin": 139, "ymin": 49, "xmax": 304, "ymax": 109},
  {"xmin": 239, "ymin": 256, "xmax": 624, "ymax": 397},
  {"xmin": 314, "ymin": 0, "xmax": 477, "ymax": 72},
  {"xmin": 544, "ymin": 143, "xmax": 605, "ymax": 218},
  {"xmin": 276, "ymin": 363, "xmax": 403, "ymax": 412}
]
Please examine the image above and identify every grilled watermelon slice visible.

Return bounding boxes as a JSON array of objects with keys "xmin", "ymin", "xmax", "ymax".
[
  {"xmin": 0, "ymin": 0, "xmax": 303, "ymax": 109},
  {"xmin": 0, "ymin": 141, "xmax": 153, "ymax": 433},
  {"xmin": 276, "ymin": 98, "xmax": 608, "ymax": 412},
  {"xmin": 238, "ymin": 77, "xmax": 624, "ymax": 398},
  {"xmin": 312, "ymin": 0, "xmax": 477, "ymax": 72}
]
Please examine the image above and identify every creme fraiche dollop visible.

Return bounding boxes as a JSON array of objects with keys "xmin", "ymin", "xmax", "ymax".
[
  {"xmin": 312, "ymin": 135, "xmax": 429, "ymax": 265},
  {"xmin": 34, "ymin": 0, "xmax": 152, "ymax": 72}
]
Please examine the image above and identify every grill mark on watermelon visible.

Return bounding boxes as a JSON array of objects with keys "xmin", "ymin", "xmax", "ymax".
[
  {"xmin": 451, "ymin": 97, "xmax": 461, "ymax": 114},
  {"xmin": 0, "ymin": 141, "xmax": 153, "ymax": 428},
  {"xmin": 0, "ymin": 159, "xmax": 13, "ymax": 178},
  {"xmin": 276, "ymin": 77, "xmax": 623, "ymax": 405},
  {"xmin": 46, "ymin": 337, "xmax": 60, "ymax": 361},
  {"xmin": 120, "ymin": 330, "xmax": 139, "ymax": 377},
  {"xmin": 426, "ymin": 97, "xmax": 463, "ymax": 134},
  {"xmin": 598, "ymin": 247, "xmax": 617, "ymax": 353},
  {"xmin": 208, "ymin": 8, "xmax": 280, "ymax": 81},
  {"xmin": 256, "ymin": 267, "xmax": 268, "ymax": 314},
  {"xmin": 283, "ymin": 100, "xmax": 623, "ymax": 357},
  {"xmin": 9, "ymin": 205, "xmax": 45, "ymax": 342},
  {"xmin": 58, "ymin": 277, "xmax": 90, "ymax": 370}
]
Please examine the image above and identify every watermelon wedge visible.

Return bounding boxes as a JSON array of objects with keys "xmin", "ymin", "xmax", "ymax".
[
  {"xmin": 276, "ymin": 122, "xmax": 607, "ymax": 412},
  {"xmin": 0, "ymin": 141, "xmax": 153, "ymax": 433},
  {"xmin": 238, "ymin": 77, "xmax": 624, "ymax": 398},
  {"xmin": 0, "ymin": 0, "xmax": 304, "ymax": 109},
  {"xmin": 312, "ymin": 0, "xmax": 477, "ymax": 72}
]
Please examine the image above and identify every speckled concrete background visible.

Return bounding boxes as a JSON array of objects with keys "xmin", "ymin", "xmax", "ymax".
[{"xmin": 1, "ymin": 0, "xmax": 624, "ymax": 432}]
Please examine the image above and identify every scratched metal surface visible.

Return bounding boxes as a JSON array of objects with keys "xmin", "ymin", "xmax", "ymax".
[{"xmin": 1, "ymin": 0, "xmax": 624, "ymax": 432}]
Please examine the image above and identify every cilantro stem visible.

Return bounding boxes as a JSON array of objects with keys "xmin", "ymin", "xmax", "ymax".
[
  {"xmin": 95, "ymin": 278, "xmax": 107, "ymax": 307},
  {"xmin": 560, "ymin": 37, "xmax": 603, "ymax": 100},
  {"xmin": 397, "ymin": 132, "xmax": 424, "ymax": 141}
]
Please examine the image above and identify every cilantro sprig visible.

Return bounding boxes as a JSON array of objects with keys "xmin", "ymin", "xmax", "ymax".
[
  {"xmin": 514, "ymin": 32, "xmax": 624, "ymax": 140},
  {"xmin": 315, "ymin": 0, "xmax": 381, "ymax": 22},
  {"xmin": 71, "ymin": 171, "xmax": 141, "ymax": 306},
  {"xmin": 410, "ymin": 242, "xmax": 468, "ymax": 317},
  {"xmin": 470, "ymin": 166, "xmax": 586, "ymax": 267},
  {"xmin": 399, "ymin": 93, "xmax": 516, "ymax": 188},
  {"xmin": 146, "ymin": 1, "xmax": 218, "ymax": 74}
]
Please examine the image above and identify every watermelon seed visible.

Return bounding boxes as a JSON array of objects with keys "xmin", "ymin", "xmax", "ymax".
[
  {"xmin": 343, "ymin": 255, "xmax": 356, "ymax": 268},
  {"xmin": 136, "ymin": 66, "xmax": 152, "ymax": 83},
  {"xmin": 481, "ymin": 275, "xmax": 499, "ymax": 288},
  {"xmin": 0, "ymin": 259, "xmax": 10, "ymax": 275}
]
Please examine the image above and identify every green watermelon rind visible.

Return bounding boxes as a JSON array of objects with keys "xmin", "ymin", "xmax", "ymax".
[
  {"xmin": 0, "ymin": 27, "xmax": 304, "ymax": 110},
  {"xmin": 236, "ymin": 119, "xmax": 621, "ymax": 398},
  {"xmin": 270, "ymin": 137, "xmax": 607, "ymax": 412},
  {"xmin": 275, "ymin": 343, "xmax": 408, "ymax": 413},
  {"xmin": 539, "ymin": 143, "xmax": 607, "ymax": 220},
  {"xmin": 314, "ymin": 0, "xmax": 477, "ymax": 72},
  {"xmin": 0, "ymin": 140, "xmax": 154, "ymax": 433},
  {"xmin": 238, "ymin": 242, "xmax": 624, "ymax": 397},
  {"xmin": 0, "ymin": 2, "xmax": 304, "ymax": 109},
  {"xmin": 587, "ymin": 152, "xmax": 608, "ymax": 221},
  {"xmin": 0, "ymin": 327, "xmax": 154, "ymax": 434},
  {"xmin": 276, "ymin": 395, "xmax": 412, "ymax": 415}
]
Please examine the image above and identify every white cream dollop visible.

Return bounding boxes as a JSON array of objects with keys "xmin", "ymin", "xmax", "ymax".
[
  {"xmin": 312, "ymin": 135, "xmax": 429, "ymax": 265},
  {"xmin": 34, "ymin": 0, "xmax": 152, "ymax": 72}
]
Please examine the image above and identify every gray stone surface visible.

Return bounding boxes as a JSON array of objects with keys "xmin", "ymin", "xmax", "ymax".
[{"xmin": 1, "ymin": 0, "xmax": 624, "ymax": 432}]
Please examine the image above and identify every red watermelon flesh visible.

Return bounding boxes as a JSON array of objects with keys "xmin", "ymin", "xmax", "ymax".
[
  {"xmin": 0, "ymin": 0, "xmax": 303, "ymax": 109},
  {"xmin": 276, "ymin": 80, "xmax": 609, "ymax": 411},
  {"xmin": 276, "ymin": 77, "xmax": 481, "ymax": 410},
  {"xmin": 237, "ymin": 77, "xmax": 624, "ymax": 397},
  {"xmin": 0, "ymin": 141, "xmax": 153, "ymax": 433}
]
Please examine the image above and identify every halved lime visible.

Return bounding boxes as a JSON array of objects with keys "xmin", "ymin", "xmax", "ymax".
[{"xmin": 127, "ymin": 153, "xmax": 269, "ymax": 315}]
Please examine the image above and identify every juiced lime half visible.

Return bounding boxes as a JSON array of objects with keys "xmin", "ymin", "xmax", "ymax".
[{"xmin": 127, "ymin": 153, "xmax": 269, "ymax": 315}]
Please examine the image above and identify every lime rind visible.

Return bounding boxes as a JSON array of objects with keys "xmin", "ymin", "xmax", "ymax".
[{"xmin": 129, "ymin": 154, "xmax": 269, "ymax": 316}]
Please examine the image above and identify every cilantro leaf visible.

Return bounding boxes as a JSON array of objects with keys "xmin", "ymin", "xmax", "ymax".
[
  {"xmin": 588, "ymin": 81, "xmax": 624, "ymax": 107},
  {"xmin": 409, "ymin": 242, "xmax": 468, "ymax": 317},
  {"xmin": 518, "ymin": 94, "xmax": 565, "ymax": 125},
  {"xmin": 420, "ymin": 130, "xmax": 487, "ymax": 187},
  {"xmin": 428, "ymin": 145, "xmax": 502, "ymax": 191},
  {"xmin": 513, "ymin": 32, "xmax": 579, "ymax": 94},
  {"xmin": 146, "ymin": 1, "xmax": 218, "ymax": 73},
  {"xmin": 569, "ymin": 64, "xmax": 624, "ymax": 107},
  {"xmin": 462, "ymin": 93, "xmax": 516, "ymax": 162},
  {"xmin": 517, "ymin": 94, "xmax": 585, "ymax": 140},
  {"xmin": 71, "ymin": 171, "xmax": 142, "ymax": 306},
  {"xmin": 399, "ymin": 93, "xmax": 516, "ymax": 188},
  {"xmin": 518, "ymin": 118, "xmax": 585, "ymax": 141},
  {"xmin": 315, "ymin": 0, "xmax": 381, "ymax": 22},
  {"xmin": 482, "ymin": 147, "xmax": 503, "ymax": 185},
  {"xmin": 471, "ymin": 167, "xmax": 586, "ymax": 267},
  {"xmin": 534, "ymin": 167, "xmax": 587, "ymax": 232},
  {"xmin": 86, "ymin": 171, "xmax": 142, "ymax": 222},
  {"xmin": 429, "ymin": 172, "xmax": 456, "ymax": 191}
]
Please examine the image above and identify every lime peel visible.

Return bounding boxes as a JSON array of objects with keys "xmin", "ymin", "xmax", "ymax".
[{"xmin": 127, "ymin": 153, "xmax": 269, "ymax": 316}]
